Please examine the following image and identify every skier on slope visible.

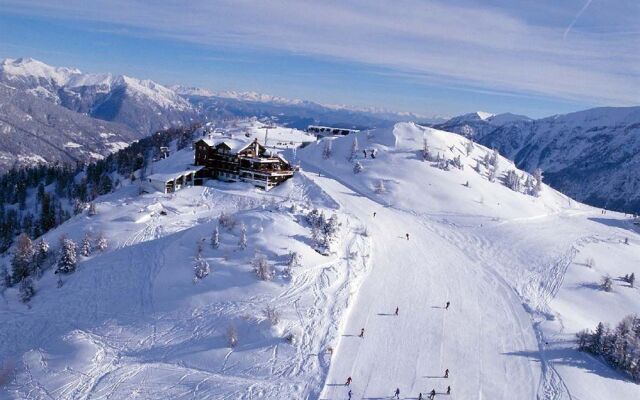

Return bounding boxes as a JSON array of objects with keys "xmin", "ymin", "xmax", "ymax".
[
  {"xmin": 445, "ymin": 301, "xmax": 450, "ymax": 310},
  {"xmin": 444, "ymin": 368, "xmax": 449, "ymax": 378},
  {"xmin": 373, "ymin": 211, "xmax": 376, "ymax": 217},
  {"xmin": 418, "ymin": 392, "xmax": 423, "ymax": 400},
  {"xmin": 394, "ymin": 388, "xmax": 400, "ymax": 399},
  {"xmin": 359, "ymin": 328, "xmax": 365, "ymax": 338},
  {"xmin": 345, "ymin": 376, "xmax": 352, "ymax": 386},
  {"xmin": 406, "ymin": 233, "xmax": 410, "ymax": 240},
  {"xmin": 395, "ymin": 306, "xmax": 399, "ymax": 316},
  {"xmin": 348, "ymin": 389, "xmax": 352, "ymax": 399},
  {"xmin": 430, "ymin": 388, "xmax": 436, "ymax": 399},
  {"xmin": 446, "ymin": 386, "xmax": 451, "ymax": 395}
]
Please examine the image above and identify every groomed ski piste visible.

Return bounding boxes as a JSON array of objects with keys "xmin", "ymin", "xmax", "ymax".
[{"xmin": 1, "ymin": 123, "xmax": 639, "ymax": 399}]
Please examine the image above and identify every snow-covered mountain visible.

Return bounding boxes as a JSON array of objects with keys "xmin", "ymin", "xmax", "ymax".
[
  {"xmin": 0, "ymin": 58, "xmax": 197, "ymax": 135},
  {"xmin": 433, "ymin": 111, "xmax": 532, "ymax": 139},
  {"xmin": 436, "ymin": 107, "xmax": 640, "ymax": 213},
  {"xmin": 0, "ymin": 57, "xmax": 443, "ymax": 171},
  {"xmin": 0, "ymin": 83, "xmax": 137, "ymax": 170},
  {"xmin": 1, "ymin": 123, "xmax": 639, "ymax": 399}
]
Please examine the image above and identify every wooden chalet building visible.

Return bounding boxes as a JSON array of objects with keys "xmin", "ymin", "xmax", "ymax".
[{"xmin": 194, "ymin": 138, "xmax": 294, "ymax": 190}]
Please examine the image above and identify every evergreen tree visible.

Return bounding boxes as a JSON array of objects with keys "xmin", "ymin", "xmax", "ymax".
[
  {"xmin": 40, "ymin": 192, "xmax": 56, "ymax": 232},
  {"xmin": 56, "ymin": 237, "xmax": 78, "ymax": 274},
  {"xmin": 600, "ymin": 275, "xmax": 613, "ymax": 292},
  {"xmin": 33, "ymin": 238, "xmax": 50, "ymax": 276},
  {"xmin": 465, "ymin": 140, "xmax": 474, "ymax": 156},
  {"xmin": 238, "ymin": 223, "xmax": 248, "ymax": 250},
  {"xmin": 193, "ymin": 254, "xmax": 211, "ymax": 282},
  {"xmin": 422, "ymin": 137, "xmax": 432, "ymax": 161},
  {"xmin": 211, "ymin": 224, "xmax": 220, "ymax": 249},
  {"xmin": 0, "ymin": 264, "xmax": 10, "ymax": 289},
  {"xmin": 19, "ymin": 276, "xmax": 35, "ymax": 303},
  {"xmin": 348, "ymin": 137, "xmax": 359, "ymax": 162},
  {"xmin": 95, "ymin": 233, "xmax": 108, "ymax": 251},
  {"xmin": 504, "ymin": 170, "xmax": 521, "ymax": 192},
  {"xmin": 11, "ymin": 233, "xmax": 34, "ymax": 284},
  {"xmin": 252, "ymin": 254, "xmax": 273, "ymax": 281},
  {"xmin": 374, "ymin": 180, "xmax": 386, "ymax": 194},
  {"xmin": 533, "ymin": 168, "xmax": 543, "ymax": 196},
  {"xmin": 284, "ymin": 251, "xmax": 302, "ymax": 278},
  {"xmin": 353, "ymin": 161, "xmax": 364, "ymax": 174},
  {"xmin": 98, "ymin": 175, "xmax": 113, "ymax": 195},
  {"xmin": 80, "ymin": 232, "xmax": 92, "ymax": 257}
]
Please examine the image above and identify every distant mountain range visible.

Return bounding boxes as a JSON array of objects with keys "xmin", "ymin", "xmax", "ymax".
[
  {"xmin": 0, "ymin": 57, "xmax": 440, "ymax": 171},
  {"xmin": 434, "ymin": 107, "xmax": 640, "ymax": 213}
]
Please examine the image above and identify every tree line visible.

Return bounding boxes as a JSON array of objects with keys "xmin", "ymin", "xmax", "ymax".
[{"xmin": 0, "ymin": 125, "xmax": 200, "ymax": 253}]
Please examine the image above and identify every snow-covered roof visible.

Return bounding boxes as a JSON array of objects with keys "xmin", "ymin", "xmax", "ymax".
[
  {"xmin": 146, "ymin": 148, "xmax": 204, "ymax": 182},
  {"xmin": 199, "ymin": 137, "xmax": 251, "ymax": 153}
]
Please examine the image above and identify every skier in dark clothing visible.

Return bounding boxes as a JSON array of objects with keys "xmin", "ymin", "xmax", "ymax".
[
  {"xmin": 363, "ymin": 150, "xmax": 367, "ymax": 158},
  {"xmin": 445, "ymin": 301, "xmax": 450, "ymax": 310},
  {"xmin": 345, "ymin": 376, "xmax": 352, "ymax": 386},
  {"xmin": 348, "ymin": 389, "xmax": 352, "ymax": 399},
  {"xmin": 359, "ymin": 328, "xmax": 365, "ymax": 338},
  {"xmin": 394, "ymin": 388, "xmax": 400, "ymax": 399},
  {"xmin": 446, "ymin": 386, "xmax": 451, "ymax": 395},
  {"xmin": 430, "ymin": 389, "xmax": 436, "ymax": 399},
  {"xmin": 406, "ymin": 233, "xmax": 410, "ymax": 240},
  {"xmin": 418, "ymin": 392, "xmax": 423, "ymax": 400},
  {"xmin": 395, "ymin": 306, "xmax": 399, "ymax": 316},
  {"xmin": 373, "ymin": 211, "xmax": 376, "ymax": 217},
  {"xmin": 444, "ymin": 368, "xmax": 449, "ymax": 378}
]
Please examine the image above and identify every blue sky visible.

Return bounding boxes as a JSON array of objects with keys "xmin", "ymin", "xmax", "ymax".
[{"xmin": 1, "ymin": 0, "xmax": 638, "ymax": 118}]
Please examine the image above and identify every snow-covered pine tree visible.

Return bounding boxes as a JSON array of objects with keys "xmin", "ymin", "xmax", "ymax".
[
  {"xmin": 56, "ymin": 237, "xmax": 77, "ymax": 274},
  {"xmin": 80, "ymin": 232, "xmax": 92, "ymax": 257},
  {"xmin": 533, "ymin": 168, "xmax": 543, "ymax": 196},
  {"xmin": 451, "ymin": 155, "xmax": 463, "ymax": 170},
  {"xmin": 322, "ymin": 140, "xmax": 333, "ymax": 159},
  {"xmin": 238, "ymin": 223, "xmax": 248, "ymax": 250},
  {"xmin": 263, "ymin": 305, "xmax": 280, "ymax": 326},
  {"xmin": 474, "ymin": 160, "xmax": 482, "ymax": 173},
  {"xmin": 600, "ymin": 274, "xmax": 613, "ymax": 292},
  {"xmin": 193, "ymin": 254, "xmax": 210, "ymax": 282},
  {"xmin": 284, "ymin": 251, "xmax": 301, "ymax": 278},
  {"xmin": 95, "ymin": 233, "xmax": 108, "ymax": 252},
  {"xmin": 19, "ymin": 276, "xmax": 35, "ymax": 303},
  {"xmin": 34, "ymin": 238, "xmax": 49, "ymax": 274},
  {"xmin": 422, "ymin": 137, "xmax": 432, "ymax": 161},
  {"xmin": 321, "ymin": 214, "xmax": 341, "ymax": 251},
  {"xmin": 11, "ymin": 233, "xmax": 34, "ymax": 284},
  {"xmin": 374, "ymin": 180, "xmax": 386, "ymax": 194},
  {"xmin": 625, "ymin": 272, "xmax": 635, "ymax": 287},
  {"xmin": 252, "ymin": 254, "xmax": 273, "ymax": 281},
  {"xmin": 504, "ymin": 170, "xmax": 521, "ymax": 192},
  {"xmin": 211, "ymin": 224, "xmax": 220, "ymax": 249},
  {"xmin": 465, "ymin": 140, "xmax": 474, "ymax": 156},
  {"xmin": 0, "ymin": 264, "xmax": 10, "ymax": 289},
  {"xmin": 348, "ymin": 136, "xmax": 359, "ymax": 162},
  {"xmin": 219, "ymin": 211, "xmax": 237, "ymax": 230},
  {"xmin": 353, "ymin": 161, "xmax": 364, "ymax": 174},
  {"xmin": 491, "ymin": 149, "xmax": 500, "ymax": 169}
]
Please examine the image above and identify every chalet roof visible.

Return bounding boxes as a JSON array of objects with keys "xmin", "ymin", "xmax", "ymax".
[
  {"xmin": 146, "ymin": 148, "xmax": 204, "ymax": 183},
  {"xmin": 197, "ymin": 137, "xmax": 288, "ymax": 164}
]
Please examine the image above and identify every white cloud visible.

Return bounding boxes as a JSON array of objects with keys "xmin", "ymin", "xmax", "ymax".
[{"xmin": 2, "ymin": 0, "xmax": 638, "ymax": 105}]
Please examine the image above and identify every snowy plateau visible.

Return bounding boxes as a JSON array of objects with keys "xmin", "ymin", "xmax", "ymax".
[{"xmin": 1, "ymin": 122, "xmax": 640, "ymax": 400}]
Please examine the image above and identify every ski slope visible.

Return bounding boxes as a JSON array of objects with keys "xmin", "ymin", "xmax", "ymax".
[{"xmin": 1, "ymin": 122, "xmax": 639, "ymax": 399}]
